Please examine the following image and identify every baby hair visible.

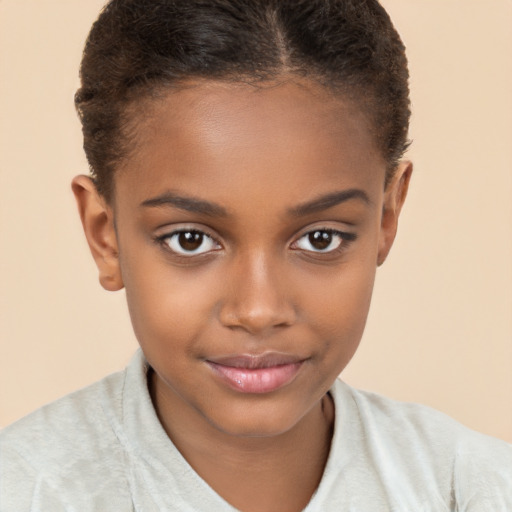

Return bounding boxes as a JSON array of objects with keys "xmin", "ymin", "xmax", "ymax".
[{"xmin": 75, "ymin": 0, "xmax": 410, "ymax": 201}]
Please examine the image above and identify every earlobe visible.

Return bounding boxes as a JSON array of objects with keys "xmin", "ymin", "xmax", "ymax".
[
  {"xmin": 377, "ymin": 161, "xmax": 413, "ymax": 266},
  {"xmin": 71, "ymin": 175, "xmax": 124, "ymax": 291}
]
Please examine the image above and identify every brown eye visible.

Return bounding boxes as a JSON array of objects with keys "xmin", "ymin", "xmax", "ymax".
[
  {"xmin": 293, "ymin": 228, "xmax": 355, "ymax": 254},
  {"xmin": 178, "ymin": 231, "xmax": 203, "ymax": 251},
  {"xmin": 309, "ymin": 231, "xmax": 333, "ymax": 251},
  {"xmin": 163, "ymin": 230, "xmax": 219, "ymax": 255}
]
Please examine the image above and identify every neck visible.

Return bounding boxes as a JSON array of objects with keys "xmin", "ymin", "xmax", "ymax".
[{"xmin": 149, "ymin": 369, "xmax": 335, "ymax": 512}]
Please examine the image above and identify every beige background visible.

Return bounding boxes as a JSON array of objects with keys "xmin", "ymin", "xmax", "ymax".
[{"xmin": 0, "ymin": 1, "xmax": 511, "ymax": 441}]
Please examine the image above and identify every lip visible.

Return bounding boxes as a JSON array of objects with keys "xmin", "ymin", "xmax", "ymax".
[{"xmin": 206, "ymin": 353, "xmax": 305, "ymax": 394}]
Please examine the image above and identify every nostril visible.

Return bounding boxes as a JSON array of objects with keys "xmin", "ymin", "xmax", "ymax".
[
  {"xmin": 219, "ymin": 301, "xmax": 296, "ymax": 334},
  {"xmin": 218, "ymin": 256, "xmax": 297, "ymax": 334}
]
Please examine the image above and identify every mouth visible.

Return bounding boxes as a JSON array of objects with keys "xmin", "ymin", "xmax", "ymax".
[{"xmin": 206, "ymin": 353, "xmax": 305, "ymax": 394}]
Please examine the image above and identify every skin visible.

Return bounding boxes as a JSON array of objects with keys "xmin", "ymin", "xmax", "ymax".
[{"xmin": 73, "ymin": 79, "xmax": 411, "ymax": 512}]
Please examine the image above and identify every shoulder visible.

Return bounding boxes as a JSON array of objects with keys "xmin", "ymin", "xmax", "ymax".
[
  {"xmin": 331, "ymin": 380, "xmax": 512, "ymax": 509},
  {"xmin": 0, "ymin": 364, "xmax": 133, "ymax": 511},
  {"xmin": 338, "ymin": 379, "xmax": 477, "ymax": 441},
  {"xmin": 339, "ymin": 379, "xmax": 511, "ymax": 450},
  {"xmin": 1, "ymin": 365, "xmax": 127, "ymax": 457}
]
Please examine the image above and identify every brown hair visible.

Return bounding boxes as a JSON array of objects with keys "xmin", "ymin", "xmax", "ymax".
[{"xmin": 76, "ymin": 0, "xmax": 410, "ymax": 201}]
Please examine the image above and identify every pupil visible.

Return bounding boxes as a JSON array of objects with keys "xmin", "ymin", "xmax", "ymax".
[
  {"xmin": 178, "ymin": 231, "xmax": 203, "ymax": 251},
  {"xmin": 309, "ymin": 231, "xmax": 332, "ymax": 250}
]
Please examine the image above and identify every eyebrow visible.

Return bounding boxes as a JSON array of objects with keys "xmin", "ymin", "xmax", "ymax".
[
  {"xmin": 288, "ymin": 189, "xmax": 371, "ymax": 216},
  {"xmin": 141, "ymin": 188, "xmax": 370, "ymax": 218},
  {"xmin": 140, "ymin": 192, "xmax": 228, "ymax": 217}
]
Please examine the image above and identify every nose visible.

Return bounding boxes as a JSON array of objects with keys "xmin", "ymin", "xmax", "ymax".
[{"xmin": 218, "ymin": 252, "xmax": 296, "ymax": 335}]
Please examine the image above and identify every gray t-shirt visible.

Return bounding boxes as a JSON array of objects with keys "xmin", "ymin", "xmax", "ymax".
[{"xmin": 1, "ymin": 350, "xmax": 511, "ymax": 511}]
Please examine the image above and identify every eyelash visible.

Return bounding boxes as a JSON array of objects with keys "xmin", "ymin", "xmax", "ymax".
[
  {"xmin": 156, "ymin": 227, "xmax": 357, "ymax": 258},
  {"xmin": 291, "ymin": 228, "xmax": 357, "ymax": 255},
  {"xmin": 156, "ymin": 229, "xmax": 221, "ymax": 257}
]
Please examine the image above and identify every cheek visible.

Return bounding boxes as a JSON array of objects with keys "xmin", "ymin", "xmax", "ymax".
[
  {"xmin": 300, "ymin": 258, "xmax": 377, "ymax": 358},
  {"xmin": 122, "ymin": 254, "xmax": 221, "ymax": 351},
  {"xmin": 304, "ymin": 253, "xmax": 376, "ymax": 313}
]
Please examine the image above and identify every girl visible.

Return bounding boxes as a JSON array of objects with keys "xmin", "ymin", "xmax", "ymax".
[{"xmin": 1, "ymin": 1, "xmax": 511, "ymax": 510}]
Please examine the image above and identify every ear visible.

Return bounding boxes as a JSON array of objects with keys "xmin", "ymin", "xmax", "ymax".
[
  {"xmin": 377, "ymin": 161, "xmax": 413, "ymax": 266},
  {"xmin": 71, "ymin": 175, "xmax": 124, "ymax": 291}
]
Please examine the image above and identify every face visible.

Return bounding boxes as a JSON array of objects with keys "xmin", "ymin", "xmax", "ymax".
[{"xmin": 74, "ymin": 79, "xmax": 410, "ymax": 439}]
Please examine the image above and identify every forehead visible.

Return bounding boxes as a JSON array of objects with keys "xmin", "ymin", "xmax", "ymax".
[{"xmin": 114, "ymin": 79, "xmax": 385, "ymax": 209}]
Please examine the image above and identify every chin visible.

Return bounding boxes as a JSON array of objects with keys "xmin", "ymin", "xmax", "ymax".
[{"xmin": 202, "ymin": 398, "xmax": 312, "ymax": 439}]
